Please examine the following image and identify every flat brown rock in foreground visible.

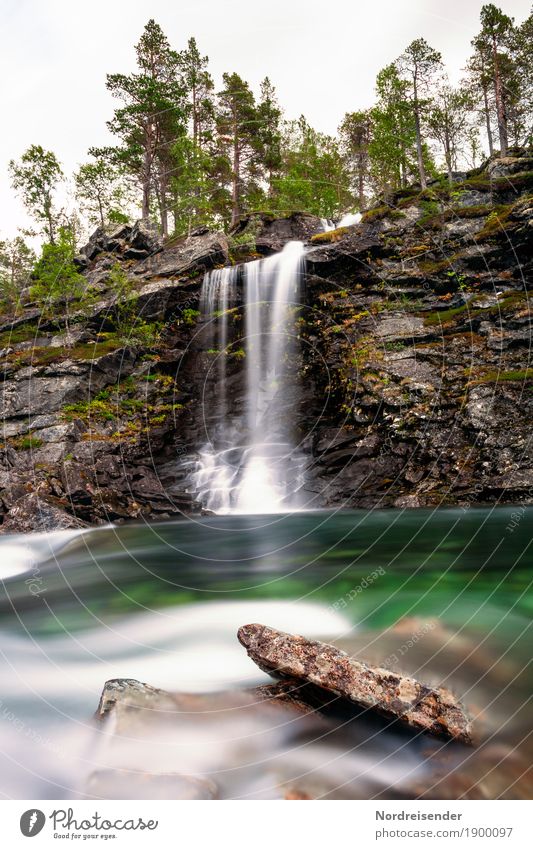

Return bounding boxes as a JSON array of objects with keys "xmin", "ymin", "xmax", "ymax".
[{"xmin": 238, "ymin": 623, "xmax": 473, "ymax": 745}]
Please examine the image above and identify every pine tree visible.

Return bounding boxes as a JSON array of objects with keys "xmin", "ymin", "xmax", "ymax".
[
  {"xmin": 397, "ymin": 38, "xmax": 443, "ymax": 188},
  {"xmin": 103, "ymin": 19, "xmax": 186, "ymax": 235},
  {"xmin": 339, "ymin": 110, "xmax": 372, "ymax": 209},
  {"xmin": 257, "ymin": 77, "xmax": 283, "ymax": 197},
  {"xmin": 427, "ymin": 84, "xmax": 474, "ymax": 182},
  {"xmin": 368, "ymin": 64, "xmax": 417, "ymax": 194},
  {"xmin": 478, "ymin": 4, "xmax": 516, "ymax": 155},
  {"xmin": 216, "ymin": 73, "xmax": 261, "ymax": 225},
  {"xmin": 178, "ymin": 37, "xmax": 215, "ymax": 150},
  {"xmin": 172, "ymin": 38, "xmax": 216, "ymax": 230},
  {"xmin": 514, "ymin": 9, "xmax": 532, "ymax": 139},
  {"xmin": 465, "ymin": 37, "xmax": 496, "ymax": 157},
  {"xmin": 9, "ymin": 145, "xmax": 63, "ymax": 244}
]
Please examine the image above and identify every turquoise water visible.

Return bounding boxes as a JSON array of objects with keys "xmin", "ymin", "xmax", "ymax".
[{"xmin": 0, "ymin": 507, "xmax": 531, "ymax": 799}]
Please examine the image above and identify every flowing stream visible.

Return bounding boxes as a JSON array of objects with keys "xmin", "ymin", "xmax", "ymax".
[
  {"xmin": 193, "ymin": 242, "xmax": 307, "ymax": 514},
  {"xmin": 0, "ymin": 508, "xmax": 531, "ymax": 799}
]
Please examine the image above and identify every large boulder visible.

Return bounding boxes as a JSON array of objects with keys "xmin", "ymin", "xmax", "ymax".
[
  {"xmin": 124, "ymin": 220, "xmax": 163, "ymax": 259},
  {"xmin": 0, "ymin": 492, "xmax": 88, "ymax": 533},
  {"xmin": 134, "ymin": 229, "xmax": 229, "ymax": 278},
  {"xmin": 80, "ymin": 221, "xmax": 162, "ymax": 263}
]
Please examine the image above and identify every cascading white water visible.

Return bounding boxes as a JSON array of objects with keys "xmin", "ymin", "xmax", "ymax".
[
  {"xmin": 192, "ymin": 267, "xmax": 237, "ymax": 512},
  {"xmin": 322, "ymin": 212, "xmax": 362, "ymax": 231},
  {"xmin": 192, "ymin": 242, "xmax": 307, "ymax": 514},
  {"xmin": 337, "ymin": 211, "xmax": 362, "ymax": 227}
]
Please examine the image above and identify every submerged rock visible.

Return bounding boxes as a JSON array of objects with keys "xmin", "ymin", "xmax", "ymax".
[
  {"xmin": 237, "ymin": 623, "xmax": 473, "ymax": 744},
  {"xmin": 86, "ymin": 768, "xmax": 217, "ymax": 800}
]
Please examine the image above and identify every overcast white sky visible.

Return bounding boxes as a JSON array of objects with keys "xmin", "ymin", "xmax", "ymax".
[{"xmin": 1, "ymin": 0, "xmax": 530, "ymax": 239}]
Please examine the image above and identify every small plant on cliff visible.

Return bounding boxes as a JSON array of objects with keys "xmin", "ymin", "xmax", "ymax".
[
  {"xmin": 30, "ymin": 226, "xmax": 91, "ymax": 343},
  {"xmin": 11, "ymin": 433, "xmax": 43, "ymax": 451},
  {"xmin": 108, "ymin": 263, "xmax": 162, "ymax": 347},
  {"xmin": 181, "ymin": 307, "xmax": 200, "ymax": 325}
]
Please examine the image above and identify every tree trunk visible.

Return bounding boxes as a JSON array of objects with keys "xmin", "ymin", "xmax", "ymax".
[
  {"xmin": 142, "ymin": 155, "xmax": 151, "ymax": 220},
  {"xmin": 492, "ymin": 36, "xmax": 508, "ymax": 155},
  {"xmin": 445, "ymin": 144, "xmax": 453, "ymax": 184},
  {"xmin": 142, "ymin": 124, "xmax": 154, "ymax": 220},
  {"xmin": 159, "ymin": 169, "xmax": 169, "ymax": 238},
  {"xmin": 413, "ymin": 79, "xmax": 427, "ymax": 189},
  {"xmin": 481, "ymin": 79, "xmax": 494, "ymax": 156},
  {"xmin": 231, "ymin": 119, "xmax": 240, "ymax": 227},
  {"xmin": 98, "ymin": 195, "xmax": 105, "ymax": 229},
  {"xmin": 357, "ymin": 154, "xmax": 365, "ymax": 209},
  {"xmin": 44, "ymin": 197, "xmax": 55, "ymax": 244}
]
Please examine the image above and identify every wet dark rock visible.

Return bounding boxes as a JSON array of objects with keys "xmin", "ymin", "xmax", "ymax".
[
  {"xmin": 231, "ymin": 211, "xmax": 324, "ymax": 255},
  {"xmin": 238, "ymin": 623, "xmax": 473, "ymax": 744},
  {"xmin": 306, "ymin": 221, "xmax": 385, "ymax": 281}
]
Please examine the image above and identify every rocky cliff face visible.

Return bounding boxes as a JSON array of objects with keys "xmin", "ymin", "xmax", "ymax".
[
  {"xmin": 300, "ymin": 151, "xmax": 532, "ymax": 508},
  {"xmin": 0, "ymin": 153, "xmax": 531, "ymax": 531}
]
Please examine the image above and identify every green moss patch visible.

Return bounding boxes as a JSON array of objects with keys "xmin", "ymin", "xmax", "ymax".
[
  {"xmin": 469, "ymin": 368, "xmax": 532, "ymax": 385},
  {"xmin": 310, "ymin": 227, "xmax": 350, "ymax": 244},
  {"xmin": 10, "ymin": 434, "xmax": 43, "ymax": 451},
  {"xmin": 423, "ymin": 291, "xmax": 528, "ymax": 326},
  {"xmin": 62, "ymin": 373, "xmax": 181, "ymax": 442},
  {"xmin": 0, "ymin": 325, "xmax": 41, "ymax": 348}
]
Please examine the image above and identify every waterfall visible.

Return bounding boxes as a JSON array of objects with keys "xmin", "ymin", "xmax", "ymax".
[
  {"xmin": 320, "ymin": 213, "xmax": 361, "ymax": 231},
  {"xmin": 192, "ymin": 242, "xmax": 307, "ymax": 514},
  {"xmin": 337, "ymin": 212, "xmax": 362, "ymax": 227}
]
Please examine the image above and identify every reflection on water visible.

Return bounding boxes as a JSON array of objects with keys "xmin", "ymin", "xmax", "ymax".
[{"xmin": 0, "ymin": 508, "xmax": 531, "ymax": 799}]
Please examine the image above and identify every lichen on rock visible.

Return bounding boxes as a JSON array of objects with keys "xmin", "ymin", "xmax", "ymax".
[{"xmin": 238, "ymin": 623, "xmax": 473, "ymax": 744}]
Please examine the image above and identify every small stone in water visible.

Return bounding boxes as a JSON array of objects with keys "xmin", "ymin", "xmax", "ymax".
[{"xmin": 237, "ymin": 623, "xmax": 473, "ymax": 744}]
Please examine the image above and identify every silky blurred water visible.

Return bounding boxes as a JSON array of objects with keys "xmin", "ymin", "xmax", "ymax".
[{"xmin": 0, "ymin": 507, "xmax": 531, "ymax": 799}]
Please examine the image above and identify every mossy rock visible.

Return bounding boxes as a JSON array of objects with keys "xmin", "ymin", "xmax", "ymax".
[
  {"xmin": 310, "ymin": 227, "xmax": 350, "ymax": 244},
  {"xmin": 459, "ymin": 170, "xmax": 533, "ymax": 193},
  {"xmin": 362, "ymin": 206, "xmax": 406, "ymax": 223}
]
